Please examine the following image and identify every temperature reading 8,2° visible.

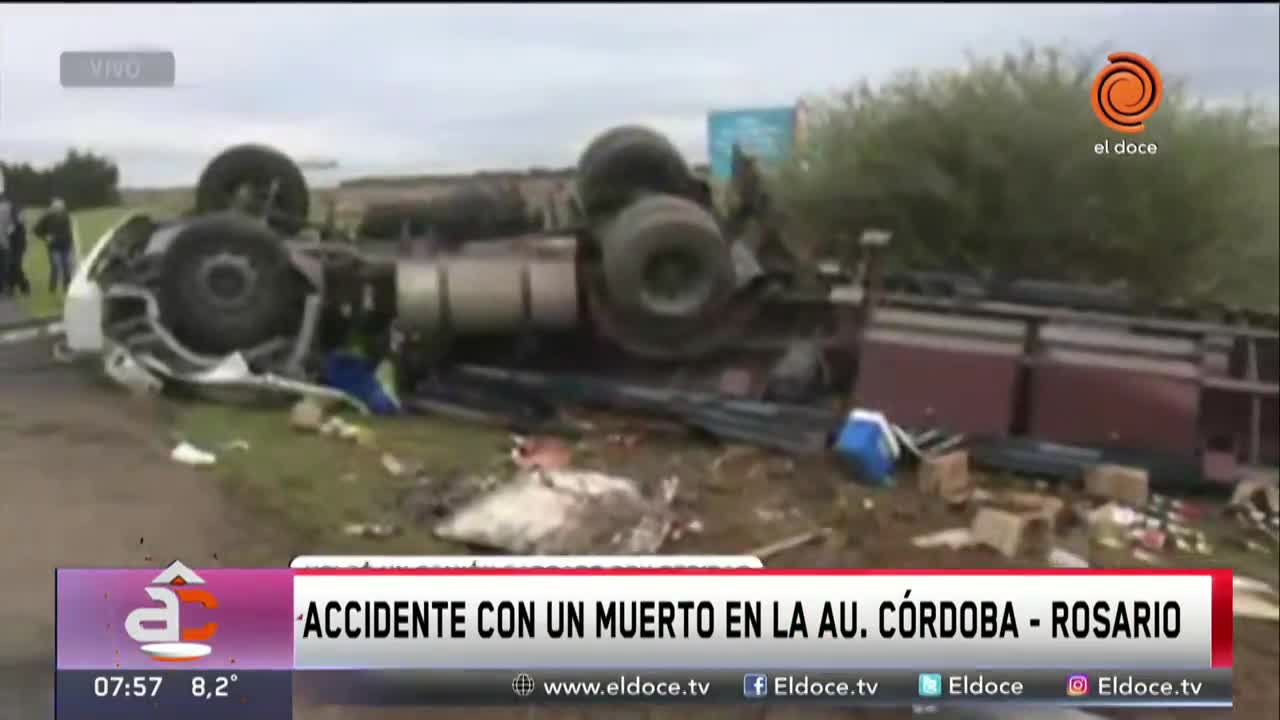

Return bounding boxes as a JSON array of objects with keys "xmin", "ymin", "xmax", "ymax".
[{"xmin": 192, "ymin": 674, "xmax": 238, "ymax": 699}]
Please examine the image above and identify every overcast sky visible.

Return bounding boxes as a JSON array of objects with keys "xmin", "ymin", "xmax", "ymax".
[{"xmin": 1, "ymin": 3, "xmax": 1277, "ymax": 186}]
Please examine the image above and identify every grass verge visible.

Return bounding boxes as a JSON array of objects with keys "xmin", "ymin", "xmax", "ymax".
[{"xmin": 178, "ymin": 402, "xmax": 509, "ymax": 559}]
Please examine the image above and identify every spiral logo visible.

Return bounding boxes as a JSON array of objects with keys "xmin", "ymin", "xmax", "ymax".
[{"xmin": 1091, "ymin": 52, "xmax": 1162, "ymax": 134}]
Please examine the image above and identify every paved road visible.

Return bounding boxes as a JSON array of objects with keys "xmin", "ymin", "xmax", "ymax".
[
  {"xmin": 0, "ymin": 297, "xmax": 26, "ymax": 326},
  {"xmin": 0, "ymin": 348, "xmax": 258, "ymax": 718}
]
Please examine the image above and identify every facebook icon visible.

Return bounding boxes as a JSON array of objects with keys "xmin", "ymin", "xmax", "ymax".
[{"xmin": 743, "ymin": 674, "xmax": 769, "ymax": 698}]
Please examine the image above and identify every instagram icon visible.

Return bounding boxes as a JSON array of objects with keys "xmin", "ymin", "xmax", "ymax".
[{"xmin": 1066, "ymin": 674, "xmax": 1090, "ymax": 697}]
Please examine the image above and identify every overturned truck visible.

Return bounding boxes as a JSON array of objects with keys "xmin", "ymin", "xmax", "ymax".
[
  {"xmin": 73, "ymin": 127, "xmax": 810, "ymax": 394},
  {"xmin": 68, "ymin": 125, "xmax": 1279, "ymax": 485}
]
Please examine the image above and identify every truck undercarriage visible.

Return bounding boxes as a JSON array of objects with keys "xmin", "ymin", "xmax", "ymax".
[{"xmin": 69, "ymin": 126, "xmax": 1280, "ymax": 487}]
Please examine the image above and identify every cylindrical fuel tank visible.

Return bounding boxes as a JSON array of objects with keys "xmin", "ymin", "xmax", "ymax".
[{"xmin": 396, "ymin": 254, "xmax": 579, "ymax": 335}]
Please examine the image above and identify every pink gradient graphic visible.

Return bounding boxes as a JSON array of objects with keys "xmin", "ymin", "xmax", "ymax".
[{"xmin": 56, "ymin": 568, "xmax": 294, "ymax": 670}]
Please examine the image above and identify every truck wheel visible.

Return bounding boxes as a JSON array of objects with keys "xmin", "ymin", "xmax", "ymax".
[
  {"xmin": 577, "ymin": 126, "xmax": 690, "ymax": 218},
  {"xmin": 159, "ymin": 212, "xmax": 305, "ymax": 354},
  {"xmin": 195, "ymin": 144, "xmax": 310, "ymax": 235},
  {"xmin": 600, "ymin": 194, "xmax": 733, "ymax": 321}
]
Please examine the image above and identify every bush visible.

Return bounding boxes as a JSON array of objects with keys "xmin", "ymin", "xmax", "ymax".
[{"xmin": 778, "ymin": 47, "xmax": 1280, "ymax": 307}]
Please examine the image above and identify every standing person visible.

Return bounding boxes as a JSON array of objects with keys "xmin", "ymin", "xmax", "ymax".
[
  {"xmin": 34, "ymin": 197, "xmax": 75, "ymax": 295},
  {"xmin": 8, "ymin": 213, "xmax": 31, "ymax": 296},
  {"xmin": 0, "ymin": 181, "xmax": 12, "ymax": 296}
]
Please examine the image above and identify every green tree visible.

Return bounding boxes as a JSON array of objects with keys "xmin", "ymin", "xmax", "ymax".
[
  {"xmin": 779, "ymin": 47, "xmax": 1279, "ymax": 307},
  {"xmin": 1, "ymin": 149, "xmax": 121, "ymax": 211}
]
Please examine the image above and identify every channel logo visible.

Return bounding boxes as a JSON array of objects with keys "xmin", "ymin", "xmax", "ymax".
[
  {"xmin": 123, "ymin": 560, "xmax": 218, "ymax": 661},
  {"xmin": 743, "ymin": 674, "xmax": 768, "ymax": 699},
  {"xmin": 918, "ymin": 673, "xmax": 943, "ymax": 697},
  {"xmin": 1066, "ymin": 674, "xmax": 1090, "ymax": 697}
]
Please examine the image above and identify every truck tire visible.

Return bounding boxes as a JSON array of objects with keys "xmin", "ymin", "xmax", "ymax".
[
  {"xmin": 577, "ymin": 126, "xmax": 690, "ymax": 218},
  {"xmin": 159, "ymin": 212, "xmax": 305, "ymax": 354},
  {"xmin": 599, "ymin": 194, "xmax": 733, "ymax": 321},
  {"xmin": 195, "ymin": 144, "xmax": 310, "ymax": 235}
]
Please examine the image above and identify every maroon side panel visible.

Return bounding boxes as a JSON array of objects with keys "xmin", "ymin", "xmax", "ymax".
[
  {"xmin": 855, "ymin": 337, "xmax": 1022, "ymax": 435},
  {"xmin": 1028, "ymin": 360, "xmax": 1201, "ymax": 454}
]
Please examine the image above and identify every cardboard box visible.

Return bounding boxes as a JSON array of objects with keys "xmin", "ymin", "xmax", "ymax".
[
  {"xmin": 1084, "ymin": 465, "xmax": 1150, "ymax": 507},
  {"xmin": 917, "ymin": 450, "xmax": 973, "ymax": 505},
  {"xmin": 972, "ymin": 507, "xmax": 1051, "ymax": 559}
]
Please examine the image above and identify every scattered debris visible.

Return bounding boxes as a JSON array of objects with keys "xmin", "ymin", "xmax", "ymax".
[
  {"xmin": 1135, "ymin": 528, "xmax": 1168, "ymax": 552},
  {"xmin": 1235, "ymin": 590, "xmax": 1280, "ymax": 623},
  {"xmin": 134, "ymin": 349, "xmax": 367, "ymax": 414},
  {"xmin": 1048, "ymin": 548, "xmax": 1089, "ymax": 568},
  {"xmin": 1090, "ymin": 503, "xmax": 1140, "ymax": 528},
  {"xmin": 1193, "ymin": 533, "xmax": 1213, "ymax": 555},
  {"xmin": 291, "ymin": 399, "xmax": 326, "ymax": 432},
  {"xmin": 337, "ymin": 422, "xmax": 362, "ymax": 441},
  {"xmin": 605, "ymin": 432, "xmax": 642, "ymax": 448},
  {"xmin": 170, "ymin": 441, "xmax": 217, "ymax": 467},
  {"xmin": 754, "ymin": 507, "xmax": 787, "ymax": 524},
  {"xmin": 1087, "ymin": 503, "xmax": 1138, "ymax": 548},
  {"xmin": 381, "ymin": 453, "xmax": 406, "ymax": 478},
  {"xmin": 911, "ymin": 528, "xmax": 976, "ymax": 550},
  {"xmin": 342, "ymin": 522, "xmax": 400, "ymax": 539},
  {"xmin": 1084, "ymin": 464, "xmax": 1150, "ymax": 507},
  {"xmin": 103, "ymin": 344, "xmax": 163, "ymax": 395},
  {"xmin": 894, "ymin": 428, "xmax": 966, "ymax": 460},
  {"xmin": 511, "ymin": 435, "xmax": 573, "ymax": 471},
  {"xmin": 433, "ymin": 470, "xmax": 673, "ymax": 554},
  {"xmin": 917, "ymin": 450, "xmax": 974, "ymax": 506},
  {"xmin": 1234, "ymin": 576, "xmax": 1277, "ymax": 596},
  {"xmin": 667, "ymin": 516, "xmax": 704, "ymax": 543},
  {"xmin": 1131, "ymin": 548, "xmax": 1160, "ymax": 564},
  {"xmin": 1095, "ymin": 535, "xmax": 1126, "ymax": 550},
  {"xmin": 319, "ymin": 416, "xmax": 342, "ymax": 437},
  {"xmin": 658, "ymin": 475, "xmax": 681, "ymax": 505},
  {"xmin": 971, "ymin": 507, "xmax": 1051, "ymax": 559},
  {"xmin": 1243, "ymin": 539, "xmax": 1274, "ymax": 555},
  {"xmin": 1230, "ymin": 474, "xmax": 1280, "ymax": 515},
  {"xmin": 315, "ymin": 416, "xmax": 376, "ymax": 447},
  {"xmin": 749, "ymin": 528, "xmax": 833, "ymax": 562}
]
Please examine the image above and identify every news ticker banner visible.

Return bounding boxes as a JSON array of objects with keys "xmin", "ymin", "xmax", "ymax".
[{"xmin": 55, "ymin": 560, "xmax": 1233, "ymax": 717}]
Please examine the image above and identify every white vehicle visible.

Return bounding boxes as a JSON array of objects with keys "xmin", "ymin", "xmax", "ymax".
[{"xmin": 63, "ymin": 211, "xmax": 148, "ymax": 356}]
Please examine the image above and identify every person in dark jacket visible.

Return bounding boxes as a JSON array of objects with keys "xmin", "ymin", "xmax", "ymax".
[
  {"xmin": 8, "ymin": 213, "xmax": 31, "ymax": 296},
  {"xmin": 34, "ymin": 197, "xmax": 75, "ymax": 295}
]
